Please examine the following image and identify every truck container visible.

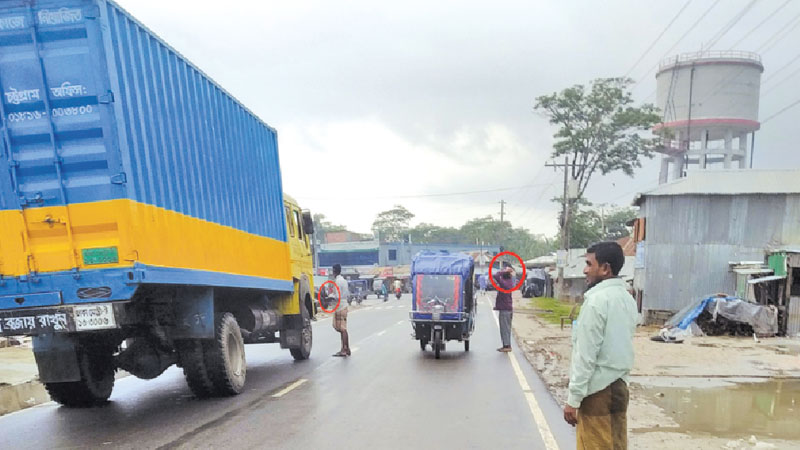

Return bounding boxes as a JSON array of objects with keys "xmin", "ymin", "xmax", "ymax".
[{"xmin": 0, "ymin": 0, "xmax": 316, "ymax": 406}]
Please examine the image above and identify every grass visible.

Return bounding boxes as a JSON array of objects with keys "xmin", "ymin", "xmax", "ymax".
[{"xmin": 528, "ymin": 297, "xmax": 580, "ymax": 325}]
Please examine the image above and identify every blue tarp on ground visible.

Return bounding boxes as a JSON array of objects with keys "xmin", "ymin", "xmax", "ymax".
[{"xmin": 665, "ymin": 295, "xmax": 778, "ymax": 335}]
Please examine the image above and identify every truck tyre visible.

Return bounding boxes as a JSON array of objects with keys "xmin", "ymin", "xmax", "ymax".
[
  {"xmin": 204, "ymin": 313, "xmax": 246, "ymax": 396},
  {"xmin": 45, "ymin": 344, "xmax": 115, "ymax": 407},
  {"xmin": 290, "ymin": 300, "xmax": 313, "ymax": 361},
  {"xmin": 176, "ymin": 340, "xmax": 215, "ymax": 398}
]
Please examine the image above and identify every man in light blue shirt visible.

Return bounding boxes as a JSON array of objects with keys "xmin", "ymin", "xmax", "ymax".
[{"xmin": 563, "ymin": 242, "xmax": 637, "ymax": 449}]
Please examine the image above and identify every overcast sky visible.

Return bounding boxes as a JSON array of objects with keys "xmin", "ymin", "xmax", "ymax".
[{"xmin": 117, "ymin": 0, "xmax": 800, "ymax": 237}]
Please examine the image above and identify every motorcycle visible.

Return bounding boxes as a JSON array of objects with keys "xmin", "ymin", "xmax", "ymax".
[{"xmin": 395, "ymin": 288, "xmax": 402, "ymax": 300}]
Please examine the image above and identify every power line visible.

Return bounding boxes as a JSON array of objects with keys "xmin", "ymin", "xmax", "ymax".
[
  {"xmin": 762, "ymin": 64, "xmax": 800, "ymax": 96},
  {"xmin": 625, "ymin": 0, "xmax": 694, "ymax": 77},
  {"xmin": 295, "ymin": 182, "xmax": 554, "ymax": 201},
  {"xmin": 703, "ymin": 0, "xmax": 760, "ymax": 50},
  {"xmin": 728, "ymin": 0, "xmax": 793, "ymax": 49},
  {"xmin": 762, "ymin": 97, "xmax": 800, "ymax": 124},
  {"xmin": 634, "ymin": 0, "xmax": 723, "ymax": 88},
  {"xmin": 756, "ymin": 11, "xmax": 800, "ymax": 53},
  {"xmin": 762, "ymin": 51, "xmax": 800, "ymax": 84}
]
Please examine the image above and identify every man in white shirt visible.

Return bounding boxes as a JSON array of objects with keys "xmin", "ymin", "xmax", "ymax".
[
  {"xmin": 332, "ymin": 264, "xmax": 351, "ymax": 357},
  {"xmin": 563, "ymin": 242, "xmax": 638, "ymax": 449}
]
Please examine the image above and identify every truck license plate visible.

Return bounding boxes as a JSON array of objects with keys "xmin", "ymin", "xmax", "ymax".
[
  {"xmin": 74, "ymin": 303, "xmax": 117, "ymax": 331},
  {"xmin": 0, "ymin": 307, "xmax": 76, "ymax": 336}
]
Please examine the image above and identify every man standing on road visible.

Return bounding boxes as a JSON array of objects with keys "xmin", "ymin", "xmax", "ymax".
[
  {"xmin": 563, "ymin": 242, "xmax": 638, "ymax": 449},
  {"xmin": 332, "ymin": 264, "xmax": 351, "ymax": 357},
  {"xmin": 493, "ymin": 265, "xmax": 516, "ymax": 352}
]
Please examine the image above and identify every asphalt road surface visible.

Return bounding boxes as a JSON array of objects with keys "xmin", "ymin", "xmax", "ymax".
[{"xmin": 0, "ymin": 294, "xmax": 576, "ymax": 449}]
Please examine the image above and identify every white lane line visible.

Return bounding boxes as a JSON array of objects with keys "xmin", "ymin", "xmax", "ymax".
[
  {"xmin": 377, "ymin": 330, "xmax": 387, "ymax": 337},
  {"xmin": 272, "ymin": 378, "xmax": 308, "ymax": 398},
  {"xmin": 351, "ymin": 347, "xmax": 360, "ymax": 353},
  {"xmin": 487, "ymin": 300, "xmax": 559, "ymax": 450},
  {"xmin": 396, "ymin": 320, "xmax": 405, "ymax": 325}
]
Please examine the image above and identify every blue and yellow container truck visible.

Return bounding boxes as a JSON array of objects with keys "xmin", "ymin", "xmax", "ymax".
[{"xmin": 0, "ymin": 0, "xmax": 317, "ymax": 406}]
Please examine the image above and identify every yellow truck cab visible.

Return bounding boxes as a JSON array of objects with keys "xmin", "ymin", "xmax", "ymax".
[{"xmin": 280, "ymin": 195, "xmax": 317, "ymax": 321}]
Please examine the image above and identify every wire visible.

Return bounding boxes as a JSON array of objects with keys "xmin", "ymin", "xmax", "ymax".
[
  {"xmin": 634, "ymin": 0, "xmax": 723, "ymax": 88},
  {"xmin": 762, "ymin": 64, "xmax": 800, "ymax": 96},
  {"xmin": 762, "ymin": 97, "xmax": 800, "ymax": 124},
  {"xmin": 756, "ymin": 11, "xmax": 800, "ymax": 53},
  {"xmin": 625, "ymin": 0, "xmax": 694, "ymax": 77},
  {"xmin": 295, "ymin": 182, "xmax": 555, "ymax": 201},
  {"xmin": 703, "ymin": 0, "xmax": 760, "ymax": 50},
  {"xmin": 762, "ymin": 52, "xmax": 800, "ymax": 84},
  {"xmin": 728, "ymin": 0, "xmax": 793, "ymax": 49}
]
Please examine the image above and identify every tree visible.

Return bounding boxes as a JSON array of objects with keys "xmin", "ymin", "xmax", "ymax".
[
  {"xmin": 557, "ymin": 204, "xmax": 637, "ymax": 248},
  {"xmin": 372, "ymin": 205, "xmax": 415, "ymax": 243},
  {"xmin": 600, "ymin": 207, "xmax": 637, "ymax": 241},
  {"xmin": 410, "ymin": 223, "xmax": 464, "ymax": 244},
  {"xmin": 534, "ymin": 77, "xmax": 661, "ymax": 201},
  {"xmin": 563, "ymin": 208, "xmax": 604, "ymax": 249},
  {"xmin": 312, "ymin": 213, "xmax": 347, "ymax": 234}
]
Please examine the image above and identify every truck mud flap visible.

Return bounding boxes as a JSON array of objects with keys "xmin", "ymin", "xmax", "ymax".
[
  {"xmin": 32, "ymin": 334, "xmax": 80, "ymax": 383},
  {"xmin": 280, "ymin": 315, "xmax": 303, "ymax": 349},
  {"xmin": 172, "ymin": 287, "xmax": 215, "ymax": 339}
]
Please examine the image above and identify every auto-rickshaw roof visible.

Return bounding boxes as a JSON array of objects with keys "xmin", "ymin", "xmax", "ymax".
[{"xmin": 411, "ymin": 251, "xmax": 474, "ymax": 280}]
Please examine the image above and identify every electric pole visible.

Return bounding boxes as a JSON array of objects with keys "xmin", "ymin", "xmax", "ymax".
[
  {"xmin": 545, "ymin": 157, "xmax": 585, "ymax": 299},
  {"xmin": 499, "ymin": 200, "xmax": 506, "ymax": 224}
]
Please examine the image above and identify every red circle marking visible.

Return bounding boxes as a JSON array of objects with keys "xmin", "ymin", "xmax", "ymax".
[
  {"xmin": 489, "ymin": 251, "xmax": 526, "ymax": 294},
  {"xmin": 317, "ymin": 280, "xmax": 341, "ymax": 313}
]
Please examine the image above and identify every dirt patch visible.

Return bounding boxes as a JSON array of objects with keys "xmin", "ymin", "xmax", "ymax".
[{"xmin": 511, "ymin": 293, "xmax": 800, "ymax": 448}]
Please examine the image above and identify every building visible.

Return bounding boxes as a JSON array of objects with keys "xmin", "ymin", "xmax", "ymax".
[
  {"xmin": 554, "ymin": 248, "xmax": 636, "ymax": 303},
  {"xmin": 632, "ymin": 169, "xmax": 800, "ymax": 324}
]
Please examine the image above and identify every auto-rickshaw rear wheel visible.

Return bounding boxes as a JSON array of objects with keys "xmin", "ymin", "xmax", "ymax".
[
  {"xmin": 464, "ymin": 340, "xmax": 470, "ymax": 352},
  {"xmin": 420, "ymin": 339, "xmax": 427, "ymax": 351}
]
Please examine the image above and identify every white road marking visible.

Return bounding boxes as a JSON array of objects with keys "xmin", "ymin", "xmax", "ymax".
[
  {"xmin": 487, "ymin": 300, "xmax": 559, "ymax": 450},
  {"xmin": 377, "ymin": 330, "xmax": 387, "ymax": 337},
  {"xmin": 351, "ymin": 347, "xmax": 360, "ymax": 353},
  {"xmin": 397, "ymin": 320, "xmax": 405, "ymax": 325},
  {"xmin": 272, "ymin": 378, "xmax": 308, "ymax": 398}
]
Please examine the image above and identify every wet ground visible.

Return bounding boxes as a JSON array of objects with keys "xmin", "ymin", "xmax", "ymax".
[{"xmin": 635, "ymin": 379, "xmax": 800, "ymax": 440}]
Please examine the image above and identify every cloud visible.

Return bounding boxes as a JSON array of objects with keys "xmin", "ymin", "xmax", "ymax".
[{"xmin": 114, "ymin": 0, "xmax": 800, "ymax": 238}]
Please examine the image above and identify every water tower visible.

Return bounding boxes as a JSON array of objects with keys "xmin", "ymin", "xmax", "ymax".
[{"xmin": 654, "ymin": 51, "xmax": 763, "ymax": 183}]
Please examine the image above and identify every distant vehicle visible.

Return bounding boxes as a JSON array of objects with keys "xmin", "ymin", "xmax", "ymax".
[
  {"xmin": 348, "ymin": 280, "xmax": 369, "ymax": 305},
  {"xmin": 521, "ymin": 269, "xmax": 548, "ymax": 298}
]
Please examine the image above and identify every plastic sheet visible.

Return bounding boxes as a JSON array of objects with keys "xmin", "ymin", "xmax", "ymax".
[{"xmin": 664, "ymin": 295, "xmax": 778, "ymax": 336}]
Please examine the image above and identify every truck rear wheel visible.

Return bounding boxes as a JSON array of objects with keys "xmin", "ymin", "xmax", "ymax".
[
  {"xmin": 45, "ymin": 344, "xmax": 115, "ymax": 407},
  {"xmin": 204, "ymin": 313, "xmax": 246, "ymax": 396},
  {"xmin": 176, "ymin": 340, "xmax": 215, "ymax": 398}
]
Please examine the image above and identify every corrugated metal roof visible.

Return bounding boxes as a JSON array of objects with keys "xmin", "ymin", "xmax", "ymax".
[{"xmin": 634, "ymin": 169, "xmax": 800, "ymax": 205}]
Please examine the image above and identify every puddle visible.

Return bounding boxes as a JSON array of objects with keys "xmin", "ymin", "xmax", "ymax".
[{"xmin": 637, "ymin": 379, "xmax": 800, "ymax": 439}]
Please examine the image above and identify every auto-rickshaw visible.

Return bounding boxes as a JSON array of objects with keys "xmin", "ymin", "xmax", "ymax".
[
  {"xmin": 347, "ymin": 279, "xmax": 369, "ymax": 305},
  {"xmin": 409, "ymin": 251, "xmax": 476, "ymax": 359}
]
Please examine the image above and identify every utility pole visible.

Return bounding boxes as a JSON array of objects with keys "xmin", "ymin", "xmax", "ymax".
[
  {"xmin": 546, "ymin": 157, "xmax": 585, "ymax": 299},
  {"xmin": 499, "ymin": 200, "xmax": 506, "ymax": 224}
]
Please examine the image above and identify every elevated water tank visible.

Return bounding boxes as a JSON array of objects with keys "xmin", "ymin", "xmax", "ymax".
[{"xmin": 654, "ymin": 51, "xmax": 763, "ymax": 182}]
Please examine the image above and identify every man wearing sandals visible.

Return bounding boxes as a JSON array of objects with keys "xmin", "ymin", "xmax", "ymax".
[{"xmin": 332, "ymin": 264, "xmax": 351, "ymax": 357}]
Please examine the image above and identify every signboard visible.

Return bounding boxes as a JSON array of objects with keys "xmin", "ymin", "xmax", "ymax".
[
  {"xmin": 556, "ymin": 250, "xmax": 567, "ymax": 268},
  {"xmin": 635, "ymin": 241, "xmax": 646, "ymax": 269}
]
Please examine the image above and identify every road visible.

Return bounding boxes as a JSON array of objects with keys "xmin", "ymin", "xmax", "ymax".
[{"xmin": 0, "ymin": 294, "xmax": 575, "ymax": 449}]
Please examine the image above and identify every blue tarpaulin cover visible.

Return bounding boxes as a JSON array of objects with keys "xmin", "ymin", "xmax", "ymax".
[
  {"xmin": 410, "ymin": 251, "xmax": 474, "ymax": 280},
  {"xmin": 411, "ymin": 251, "xmax": 473, "ymax": 319},
  {"xmin": 665, "ymin": 295, "xmax": 778, "ymax": 335}
]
